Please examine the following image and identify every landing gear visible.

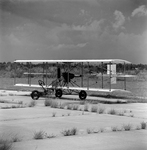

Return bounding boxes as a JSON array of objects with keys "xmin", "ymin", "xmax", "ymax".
[
  {"xmin": 55, "ymin": 89, "xmax": 63, "ymax": 98},
  {"xmin": 79, "ymin": 90, "xmax": 87, "ymax": 100},
  {"xmin": 31, "ymin": 90, "xmax": 40, "ymax": 100}
]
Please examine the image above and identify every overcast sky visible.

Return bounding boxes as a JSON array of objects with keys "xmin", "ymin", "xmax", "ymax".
[{"xmin": 0, "ymin": 0, "xmax": 147, "ymax": 64}]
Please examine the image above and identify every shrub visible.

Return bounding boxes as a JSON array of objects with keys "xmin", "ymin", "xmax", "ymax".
[
  {"xmin": 28, "ymin": 101, "xmax": 36, "ymax": 107},
  {"xmin": 141, "ymin": 122, "xmax": 146, "ymax": 129},
  {"xmin": 118, "ymin": 111, "xmax": 124, "ymax": 116},
  {"xmin": 91, "ymin": 105, "xmax": 98, "ymax": 113},
  {"xmin": 51, "ymin": 101, "xmax": 59, "ymax": 108},
  {"xmin": 11, "ymin": 134, "xmax": 21, "ymax": 142},
  {"xmin": 59, "ymin": 103, "xmax": 65, "ymax": 109},
  {"xmin": 61, "ymin": 128, "xmax": 78, "ymax": 136},
  {"xmin": 47, "ymin": 134, "xmax": 56, "ymax": 139},
  {"xmin": 111, "ymin": 126, "xmax": 118, "ymax": 132},
  {"xmin": 84, "ymin": 104, "xmax": 89, "ymax": 111},
  {"xmin": 123, "ymin": 124, "xmax": 132, "ymax": 131},
  {"xmin": 33, "ymin": 130, "xmax": 47, "ymax": 139},
  {"xmin": 72, "ymin": 105, "xmax": 79, "ymax": 110},
  {"xmin": 44, "ymin": 99, "xmax": 52, "ymax": 106},
  {"xmin": 99, "ymin": 128, "xmax": 104, "ymax": 133},
  {"xmin": 0, "ymin": 139, "xmax": 12, "ymax": 150},
  {"xmin": 52, "ymin": 112, "xmax": 56, "ymax": 117},
  {"xmin": 66, "ymin": 104, "xmax": 73, "ymax": 110},
  {"xmin": 108, "ymin": 109, "xmax": 117, "ymax": 115},
  {"xmin": 136, "ymin": 125, "xmax": 141, "ymax": 130},
  {"xmin": 87, "ymin": 128, "xmax": 93, "ymax": 134},
  {"xmin": 97, "ymin": 107, "xmax": 105, "ymax": 114}
]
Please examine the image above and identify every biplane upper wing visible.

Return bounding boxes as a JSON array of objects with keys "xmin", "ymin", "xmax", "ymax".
[{"xmin": 14, "ymin": 59, "xmax": 131, "ymax": 64}]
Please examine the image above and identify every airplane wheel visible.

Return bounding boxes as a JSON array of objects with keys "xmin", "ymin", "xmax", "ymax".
[
  {"xmin": 79, "ymin": 90, "xmax": 87, "ymax": 100},
  {"xmin": 55, "ymin": 89, "xmax": 62, "ymax": 98},
  {"xmin": 31, "ymin": 90, "xmax": 40, "ymax": 100}
]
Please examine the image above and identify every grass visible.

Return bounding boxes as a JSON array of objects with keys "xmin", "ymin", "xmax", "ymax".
[
  {"xmin": 66, "ymin": 104, "xmax": 73, "ymax": 110},
  {"xmin": 123, "ymin": 124, "xmax": 132, "ymax": 131},
  {"xmin": 33, "ymin": 130, "xmax": 47, "ymax": 140},
  {"xmin": 91, "ymin": 105, "xmax": 98, "ymax": 112},
  {"xmin": 61, "ymin": 128, "xmax": 78, "ymax": 136},
  {"xmin": 97, "ymin": 107, "xmax": 105, "ymax": 114},
  {"xmin": 107, "ymin": 108, "xmax": 117, "ymax": 115},
  {"xmin": 111, "ymin": 126, "xmax": 118, "ymax": 132},
  {"xmin": 0, "ymin": 139, "xmax": 12, "ymax": 150},
  {"xmin": 52, "ymin": 112, "xmax": 56, "ymax": 117},
  {"xmin": 28, "ymin": 100, "xmax": 36, "ymax": 107},
  {"xmin": 84, "ymin": 103, "xmax": 89, "ymax": 111},
  {"xmin": 87, "ymin": 128, "xmax": 93, "ymax": 134},
  {"xmin": 140, "ymin": 121, "xmax": 146, "ymax": 129},
  {"xmin": 44, "ymin": 99, "xmax": 52, "ymax": 106},
  {"xmin": 72, "ymin": 104, "xmax": 79, "ymax": 110},
  {"xmin": 51, "ymin": 101, "xmax": 59, "ymax": 108},
  {"xmin": 11, "ymin": 134, "xmax": 21, "ymax": 142}
]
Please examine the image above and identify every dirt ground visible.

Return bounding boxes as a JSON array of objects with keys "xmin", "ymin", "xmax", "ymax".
[{"xmin": 0, "ymin": 91, "xmax": 147, "ymax": 150}]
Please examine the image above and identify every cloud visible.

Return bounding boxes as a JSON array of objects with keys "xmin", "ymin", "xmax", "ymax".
[
  {"xmin": 49, "ymin": 43, "xmax": 87, "ymax": 50},
  {"xmin": 113, "ymin": 10, "xmax": 125, "ymax": 30},
  {"xmin": 132, "ymin": 5, "xmax": 147, "ymax": 17},
  {"xmin": 72, "ymin": 19, "xmax": 104, "ymax": 31}
]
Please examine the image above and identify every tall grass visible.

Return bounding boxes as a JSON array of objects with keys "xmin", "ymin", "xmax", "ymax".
[{"xmin": 0, "ymin": 139, "xmax": 12, "ymax": 150}]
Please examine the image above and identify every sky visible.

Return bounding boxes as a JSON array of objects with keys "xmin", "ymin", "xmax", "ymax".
[{"xmin": 0, "ymin": 0, "xmax": 147, "ymax": 64}]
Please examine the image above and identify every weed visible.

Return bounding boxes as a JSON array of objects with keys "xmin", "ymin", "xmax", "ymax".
[
  {"xmin": 44, "ymin": 99, "xmax": 52, "ymax": 106},
  {"xmin": 140, "ymin": 122, "xmax": 146, "ymax": 129},
  {"xmin": 67, "ymin": 104, "xmax": 73, "ymax": 110},
  {"xmin": 123, "ymin": 124, "xmax": 132, "ymax": 131},
  {"xmin": 130, "ymin": 114, "xmax": 134, "ymax": 117},
  {"xmin": 118, "ymin": 111, "xmax": 124, "ymax": 116},
  {"xmin": 84, "ymin": 104, "xmax": 89, "ymax": 111},
  {"xmin": 11, "ymin": 134, "xmax": 21, "ymax": 142},
  {"xmin": 111, "ymin": 126, "xmax": 118, "ymax": 132},
  {"xmin": 59, "ymin": 103, "xmax": 65, "ymax": 109},
  {"xmin": 0, "ymin": 139, "xmax": 12, "ymax": 150},
  {"xmin": 1, "ymin": 106, "xmax": 11, "ymax": 109},
  {"xmin": 87, "ymin": 128, "xmax": 93, "ymax": 134},
  {"xmin": 61, "ymin": 128, "xmax": 78, "ymax": 136},
  {"xmin": 33, "ymin": 130, "xmax": 47, "ymax": 140},
  {"xmin": 47, "ymin": 134, "xmax": 56, "ymax": 139},
  {"xmin": 99, "ymin": 128, "xmax": 104, "ymax": 133},
  {"xmin": 97, "ymin": 107, "xmax": 105, "ymax": 114},
  {"xmin": 18, "ymin": 101, "xmax": 23, "ymax": 105},
  {"xmin": 52, "ymin": 112, "xmax": 56, "ymax": 117},
  {"xmin": 67, "ymin": 113, "xmax": 71, "ymax": 116},
  {"xmin": 28, "ymin": 101, "xmax": 36, "ymax": 107},
  {"xmin": 91, "ymin": 105, "xmax": 98, "ymax": 113},
  {"xmin": 51, "ymin": 101, "xmax": 58, "ymax": 108},
  {"xmin": 136, "ymin": 125, "xmax": 141, "ymax": 130},
  {"xmin": 72, "ymin": 105, "xmax": 79, "ymax": 110},
  {"xmin": 108, "ymin": 109, "xmax": 117, "ymax": 115}
]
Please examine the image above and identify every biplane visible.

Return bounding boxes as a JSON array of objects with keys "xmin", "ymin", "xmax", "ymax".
[{"xmin": 14, "ymin": 59, "xmax": 135, "ymax": 100}]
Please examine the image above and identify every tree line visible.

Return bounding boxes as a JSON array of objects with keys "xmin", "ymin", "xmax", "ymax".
[{"xmin": 0, "ymin": 62, "xmax": 147, "ymax": 78}]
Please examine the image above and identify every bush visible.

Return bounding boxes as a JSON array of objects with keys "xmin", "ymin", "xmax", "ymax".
[
  {"xmin": 72, "ymin": 105, "xmax": 79, "ymax": 110},
  {"xmin": 66, "ymin": 104, "xmax": 73, "ymax": 110},
  {"xmin": 33, "ymin": 130, "xmax": 47, "ymax": 139},
  {"xmin": 51, "ymin": 101, "xmax": 59, "ymax": 108},
  {"xmin": 11, "ymin": 134, "xmax": 21, "ymax": 142},
  {"xmin": 91, "ymin": 105, "xmax": 98, "ymax": 112},
  {"xmin": 108, "ymin": 109, "xmax": 117, "ymax": 115},
  {"xmin": 97, "ymin": 107, "xmax": 105, "ymax": 114},
  {"xmin": 61, "ymin": 128, "xmax": 78, "ymax": 136},
  {"xmin": 87, "ymin": 128, "xmax": 93, "ymax": 134},
  {"xmin": 52, "ymin": 112, "xmax": 56, "ymax": 117},
  {"xmin": 84, "ymin": 104, "xmax": 89, "ymax": 111},
  {"xmin": 111, "ymin": 126, "xmax": 118, "ymax": 132},
  {"xmin": 0, "ymin": 139, "xmax": 12, "ymax": 150},
  {"xmin": 141, "ymin": 122, "xmax": 146, "ymax": 129},
  {"xmin": 28, "ymin": 101, "xmax": 36, "ymax": 107},
  {"xmin": 44, "ymin": 99, "xmax": 52, "ymax": 106},
  {"xmin": 123, "ymin": 124, "xmax": 132, "ymax": 131}
]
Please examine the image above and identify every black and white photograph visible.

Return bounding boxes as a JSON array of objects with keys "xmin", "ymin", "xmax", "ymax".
[{"xmin": 0, "ymin": 0, "xmax": 147, "ymax": 150}]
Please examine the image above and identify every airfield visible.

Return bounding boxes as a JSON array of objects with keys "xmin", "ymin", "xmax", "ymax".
[{"xmin": 0, "ymin": 90, "xmax": 147, "ymax": 150}]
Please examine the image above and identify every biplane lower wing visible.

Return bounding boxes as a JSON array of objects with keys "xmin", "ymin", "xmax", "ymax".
[{"xmin": 14, "ymin": 83, "xmax": 130, "ymax": 93}]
